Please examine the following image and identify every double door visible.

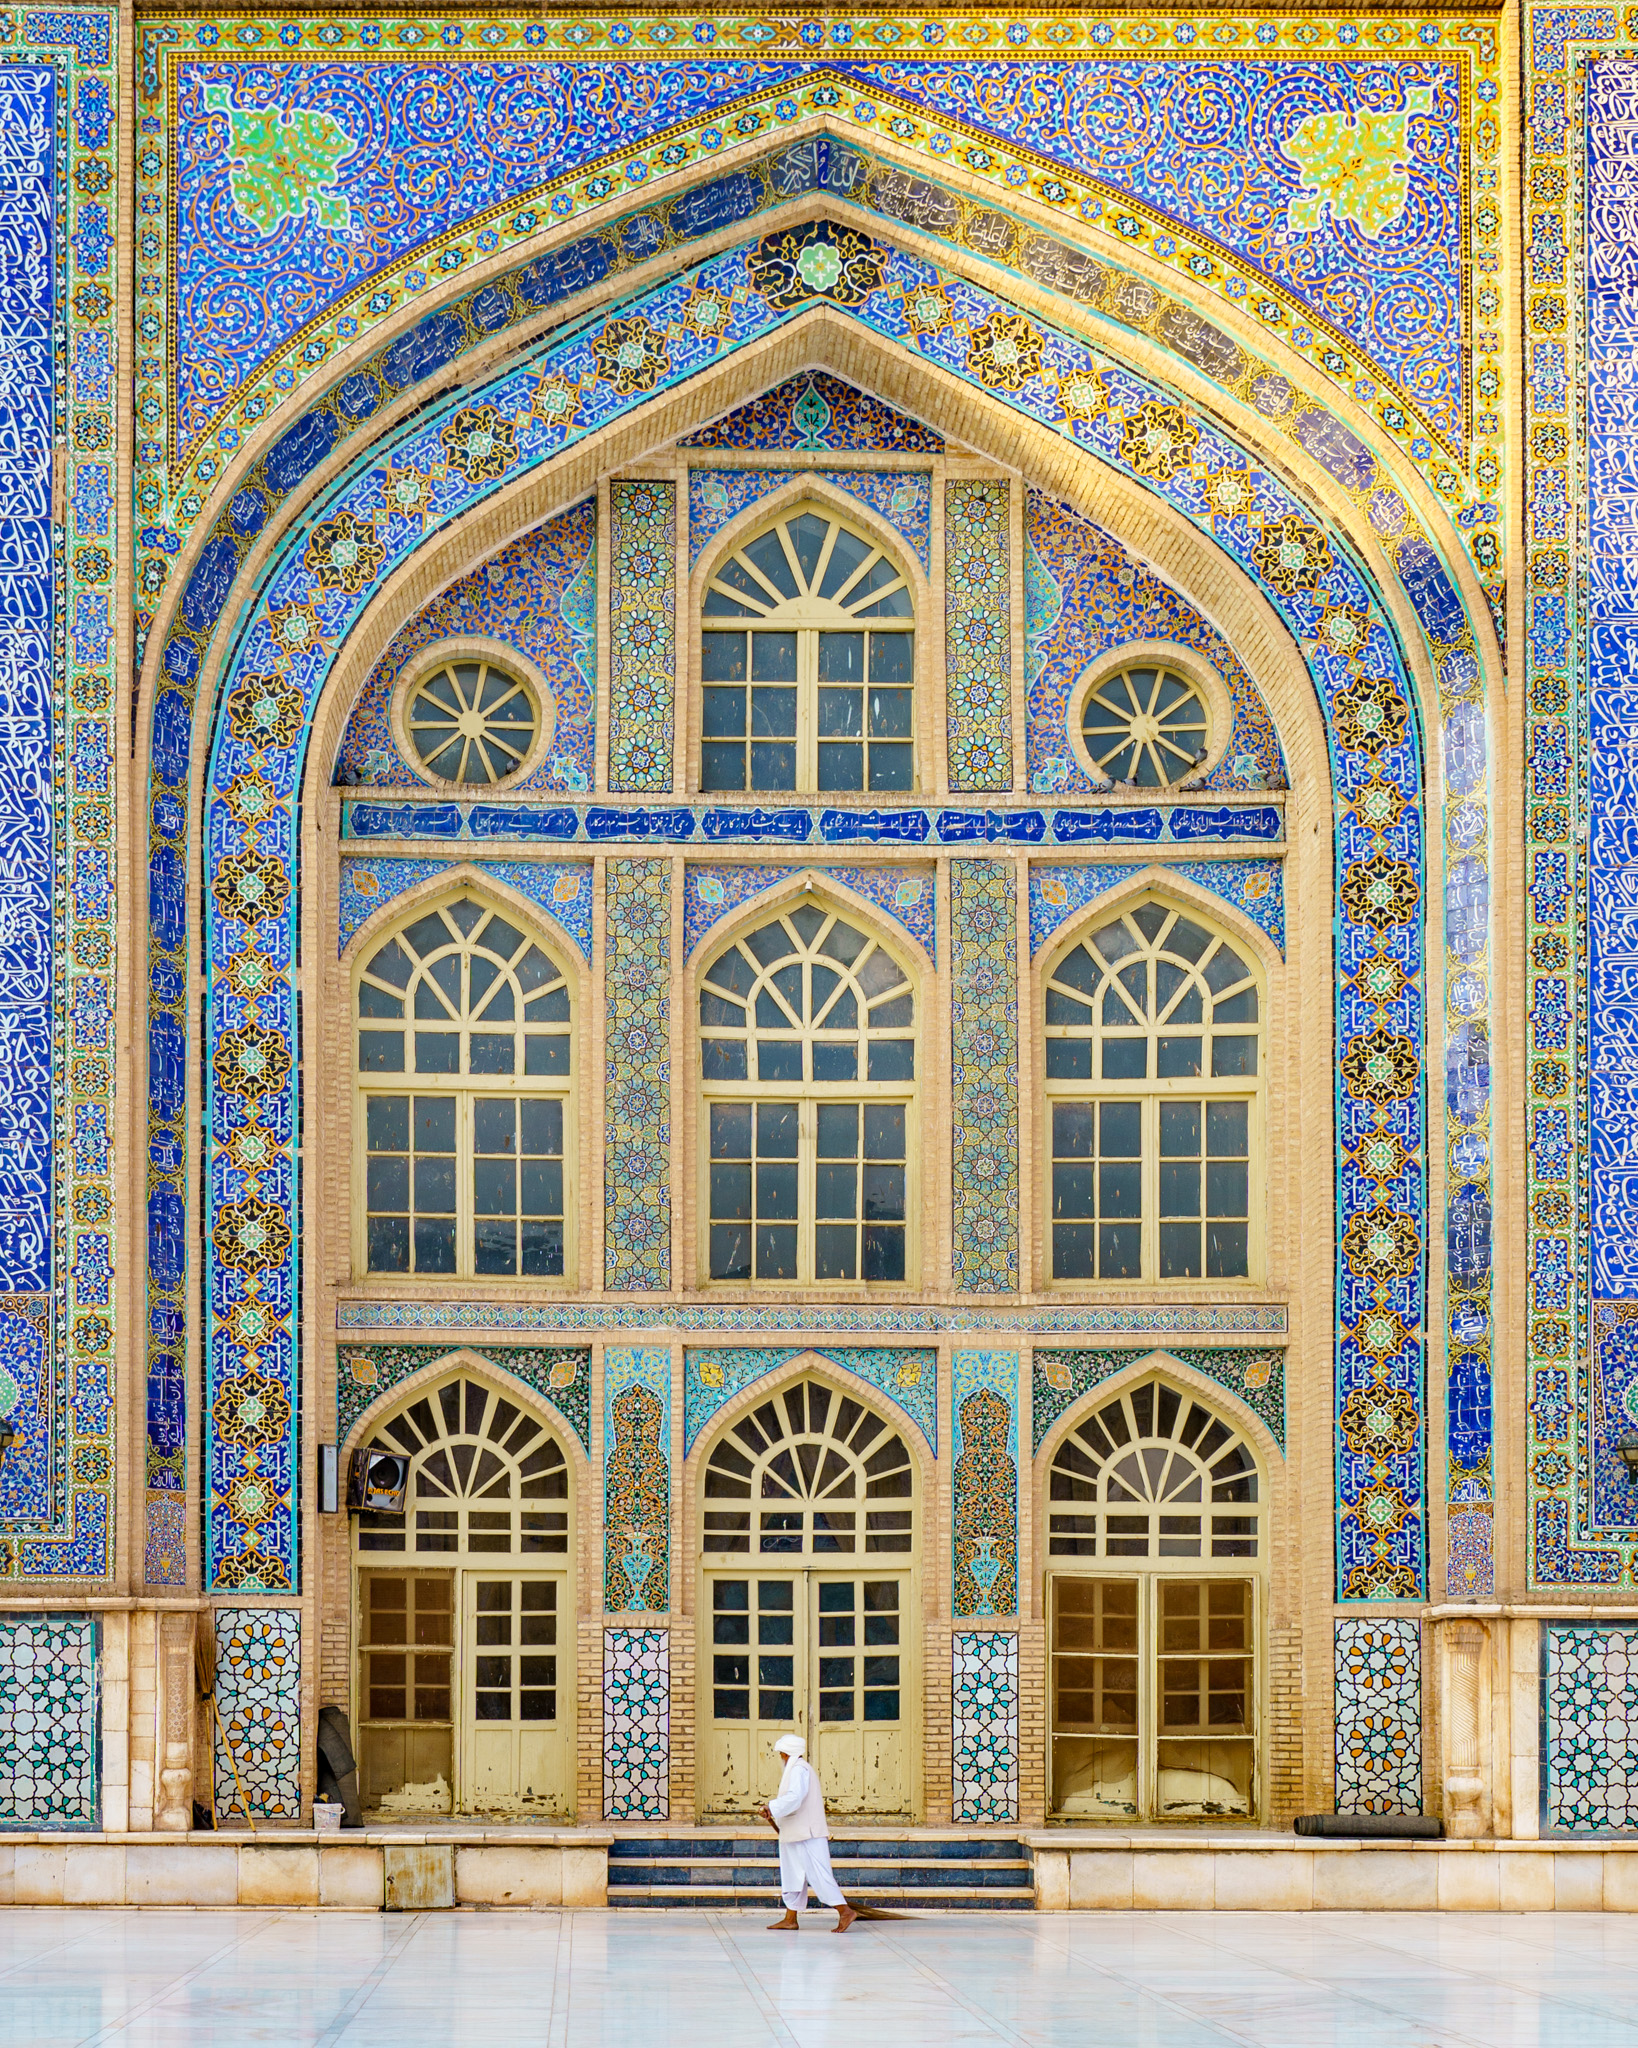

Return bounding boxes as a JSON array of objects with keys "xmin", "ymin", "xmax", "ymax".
[
  {"xmin": 357, "ymin": 1568, "xmax": 572, "ymax": 1818},
  {"xmin": 703, "ymin": 1569, "xmax": 913, "ymax": 1819}
]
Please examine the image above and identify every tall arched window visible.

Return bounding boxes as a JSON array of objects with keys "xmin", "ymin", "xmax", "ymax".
[
  {"xmin": 699, "ymin": 503, "xmax": 915, "ymax": 795},
  {"xmin": 1044, "ymin": 1376, "xmax": 1263, "ymax": 1822},
  {"xmin": 1043, "ymin": 898, "xmax": 1263, "ymax": 1284},
  {"xmin": 698, "ymin": 902, "xmax": 916, "ymax": 1285},
  {"xmin": 354, "ymin": 890, "xmax": 573, "ymax": 1280}
]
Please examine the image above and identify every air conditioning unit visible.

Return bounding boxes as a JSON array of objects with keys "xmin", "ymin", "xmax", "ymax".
[{"xmin": 345, "ymin": 1447, "xmax": 410, "ymax": 1514}]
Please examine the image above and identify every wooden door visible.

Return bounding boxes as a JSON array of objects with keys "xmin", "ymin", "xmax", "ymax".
[
  {"xmin": 460, "ymin": 1571, "xmax": 572, "ymax": 1816},
  {"xmin": 358, "ymin": 1571, "xmax": 454, "ymax": 1814}
]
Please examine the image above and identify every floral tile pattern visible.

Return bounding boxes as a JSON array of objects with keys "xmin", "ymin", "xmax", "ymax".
[
  {"xmin": 1333, "ymin": 1617, "xmax": 1422, "ymax": 1815},
  {"xmin": 944, "ymin": 479, "xmax": 1012, "ymax": 792},
  {"xmin": 952, "ymin": 1631, "xmax": 1019, "ymax": 1825},
  {"xmin": 336, "ymin": 1343, "xmax": 590, "ymax": 1452},
  {"xmin": 605, "ymin": 862, "xmax": 672, "ymax": 1291},
  {"xmin": 0, "ymin": 1616, "xmax": 99, "ymax": 1829},
  {"xmin": 604, "ymin": 1348, "xmax": 670, "ymax": 1614},
  {"xmin": 609, "ymin": 481, "xmax": 676, "ymax": 793},
  {"xmin": 952, "ymin": 1351, "xmax": 1018, "ymax": 1619},
  {"xmin": 951, "ymin": 862, "xmax": 1019, "ymax": 1293},
  {"xmin": 604, "ymin": 1627, "xmax": 668, "ymax": 1820},
  {"xmin": 337, "ymin": 858, "xmax": 593, "ymax": 960},
  {"xmin": 1032, "ymin": 1347, "xmax": 1286, "ymax": 1453}
]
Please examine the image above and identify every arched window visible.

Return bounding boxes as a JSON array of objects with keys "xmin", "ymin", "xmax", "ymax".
[
  {"xmin": 1074, "ymin": 661, "xmax": 1211, "ymax": 788},
  {"xmin": 355, "ymin": 890, "xmax": 572, "ymax": 1280},
  {"xmin": 1043, "ymin": 898, "xmax": 1262, "ymax": 1284},
  {"xmin": 698, "ymin": 901, "xmax": 915, "ymax": 1285},
  {"xmin": 1044, "ymin": 1377, "xmax": 1262, "ymax": 1823},
  {"xmin": 699, "ymin": 503, "xmax": 915, "ymax": 795},
  {"xmin": 702, "ymin": 1375, "xmax": 914, "ymax": 1557}
]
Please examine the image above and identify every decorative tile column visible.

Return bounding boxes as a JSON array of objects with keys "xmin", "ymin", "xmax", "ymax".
[
  {"xmin": 604, "ymin": 1347, "xmax": 670, "ymax": 1612},
  {"xmin": 944, "ymin": 478, "xmax": 1012, "ymax": 790},
  {"xmin": 952, "ymin": 1350, "xmax": 1019, "ymax": 1618},
  {"xmin": 212, "ymin": 1608, "xmax": 301, "ymax": 1822},
  {"xmin": 950, "ymin": 861, "xmax": 1019, "ymax": 1292},
  {"xmin": 604, "ymin": 1628, "xmax": 669, "ymax": 1820},
  {"xmin": 1333, "ymin": 1616, "xmax": 1422, "ymax": 1815},
  {"xmin": 607, "ymin": 478, "xmax": 675, "ymax": 791},
  {"xmin": 952, "ymin": 1632, "xmax": 1019, "ymax": 1824},
  {"xmin": 0, "ymin": 1615, "xmax": 99, "ymax": 1829},
  {"xmin": 604, "ymin": 861, "xmax": 671, "ymax": 1290}
]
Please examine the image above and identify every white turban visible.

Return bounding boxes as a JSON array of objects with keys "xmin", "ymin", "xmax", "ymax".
[{"xmin": 774, "ymin": 1733, "xmax": 805, "ymax": 1757}]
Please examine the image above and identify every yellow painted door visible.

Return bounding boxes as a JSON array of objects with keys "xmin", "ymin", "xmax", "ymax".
[
  {"xmin": 703, "ymin": 1570, "xmax": 912, "ymax": 1819},
  {"xmin": 460, "ymin": 1572, "xmax": 572, "ymax": 1817},
  {"xmin": 810, "ymin": 1573, "xmax": 910, "ymax": 1820},
  {"xmin": 357, "ymin": 1571, "xmax": 454, "ymax": 1816}
]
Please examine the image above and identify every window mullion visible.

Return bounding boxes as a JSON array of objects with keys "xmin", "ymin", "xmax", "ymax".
[
  {"xmin": 799, "ymin": 1098, "xmax": 816, "ymax": 1284},
  {"xmin": 459, "ymin": 1091, "xmax": 474, "ymax": 1282},
  {"xmin": 1142, "ymin": 1094, "xmax": 1158, "ymax": 1283},
  {"xmin": 799, "ymin": 629, "xmax": 817, "ymax": 792}
]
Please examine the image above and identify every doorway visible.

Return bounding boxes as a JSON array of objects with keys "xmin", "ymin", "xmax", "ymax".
[
  {"xmin": 352, "ymin": 1371, "xmax": 576, "ymax": 1818},
  {"xmin": 698, "ymin": 1377, "xmax": 918, "ymax": 1819}
]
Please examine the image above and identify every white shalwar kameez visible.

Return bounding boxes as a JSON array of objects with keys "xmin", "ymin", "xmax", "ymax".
[{"xmin": 768, "ymin": 1754, "xmax": 845, "ymax": 1910}]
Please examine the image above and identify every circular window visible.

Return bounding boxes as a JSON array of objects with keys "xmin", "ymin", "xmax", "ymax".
[
  {"xmin": 1078, "ymin": 664, "xmax": 1211, "ymax": 788},
  {"xmin": 405, "ymin": 658, "xmax": 540, "ymax": 786}
]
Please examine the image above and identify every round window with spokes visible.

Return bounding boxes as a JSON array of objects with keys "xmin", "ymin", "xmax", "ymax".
[
  {"xmin": 1076, "ymin": 662, "xmax": 1212, "ymax": 788},
  {"xmin": 700, "ymin": 504, "xmax": 915, "ymax": 795},
  {"xmin": 404, "ymin": 657, "xmax": 542, "ymax": 787}
]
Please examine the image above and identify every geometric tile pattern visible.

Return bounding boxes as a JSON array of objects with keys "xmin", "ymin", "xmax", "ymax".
[
  {"xmin": 1333, "ymin": 1617, "xmax": 1422, "ymax": 1816},
  {"xmin": 604, "ymin": 1628, "xmax": 668, "ymax": 1821},
  {"xmin": 604, "ymin": 861, "xmax": 672, "ymax": 1291},
  {"xmin": 1542, "ymin": 1622, "xmax": 1638, "ymax": 1833},
  {"xmin": 604, "ymin": 1347, "xmax": 670, "ymax": 1615},
  {"xmin": 944, "ymin": 479, "xmax": 1012, "ymax": 791},
  {"xmin": 212, "ymin": 1609, "xmax": 302, "ymax": 1822},
  {"xmin": 952, "ymin": 1631, "xmax": 1018, "ymax": 1825},
  {"xmin": 1032, "ymin": 1347, "xmax": 1286, "ymax": 1454},
  {"xmin": 335, "ymin": 503, "xmax": 598, "ymax": 793},
  {"xmin": 950, "ymin": 862, "xmax": 1018, "ymax": 1292},
  {"xmin": 336, "ymin": 1343, "xmax": 591, "ymax": 1454},
  {"xmin": 159, "ymin": 221, "xmax": 1442, "ymax": 1601},
  {"xmin": 683, "ymin": 1346, "xmax": 936, "ymax": 1457},
  {"xmin": 608, "ymin": 480, "xmax": 675, "ymax": 793},
  {"xmin": 951, "ymin": 1351, "xmax": 1018, "ymax": 1619},
  {"xmin": 1526, "ymin": 21, "xmax": 1634, "ymax": 1587},
  {"xmin": 0, "ymin": 1615, "xmax": 99, "ymax": 1829},
  {"xmin": 0, "ymin": 16, "xmax": 119, "ymax": 1582},
  {"xmin": 1024, "ymin": 488, "xmax": 1286, "ymax": 795}
]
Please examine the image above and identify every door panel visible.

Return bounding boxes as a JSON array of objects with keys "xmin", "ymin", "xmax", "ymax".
[
  {"xmin": 358, "ymin": 1571, "xmax": 454, "ymax": 1813},
  {"xmin": 460, "ymin": 1572, "xmax": 571, "ymax": 1816},
  {"xmin": 703, "ymin": 1570, "xmax": 912, "ymax": 1819}
]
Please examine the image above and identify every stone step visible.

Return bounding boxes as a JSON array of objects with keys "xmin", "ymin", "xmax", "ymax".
[{"xmin": 609, "ymin": 1857, "xmax": 1033, "ymax": 1889}]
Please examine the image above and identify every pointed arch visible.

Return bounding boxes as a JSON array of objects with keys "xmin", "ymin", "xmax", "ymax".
[{"xmin": 144, "ymin": 219, "xmax": 1438, "ymax": 1599}]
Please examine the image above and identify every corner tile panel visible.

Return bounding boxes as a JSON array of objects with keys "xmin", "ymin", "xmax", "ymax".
[{"xmin": 1542, "ymin": 1620, "xmax": 1638, "ymax": 1833}]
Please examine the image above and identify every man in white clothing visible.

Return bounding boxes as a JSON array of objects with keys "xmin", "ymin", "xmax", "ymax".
[{"xmin": 761, "ymin": 1733, "xmax": 856, "ymax": 1932}]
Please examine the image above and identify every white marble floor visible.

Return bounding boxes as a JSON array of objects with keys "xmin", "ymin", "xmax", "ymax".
[{"xmin": 5, "ymin": 1908, "xmax": 1638, "ymax": 2047}]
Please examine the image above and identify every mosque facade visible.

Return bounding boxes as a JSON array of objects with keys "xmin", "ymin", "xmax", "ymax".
[{"xmin": 0, "ymin": 0, "xmax": 1628, "ymax": 1896}]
